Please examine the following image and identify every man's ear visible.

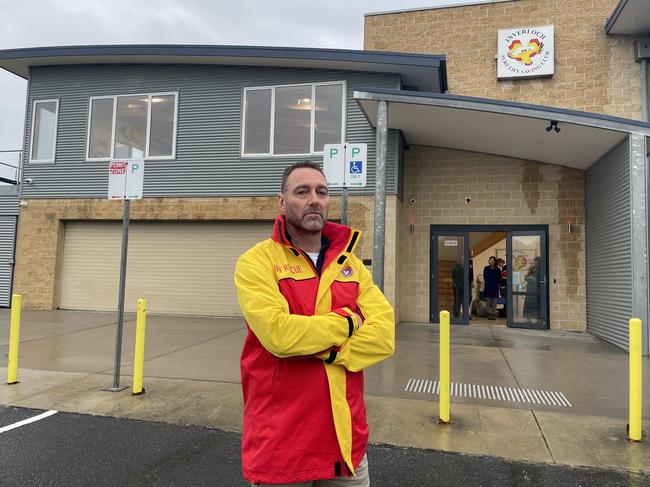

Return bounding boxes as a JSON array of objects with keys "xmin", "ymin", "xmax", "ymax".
[{"xmin": 278, "ymin": 192, "xmax": 286, "ymax": 214}]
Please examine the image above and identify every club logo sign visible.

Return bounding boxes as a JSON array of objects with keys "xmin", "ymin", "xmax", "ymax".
[{"xmin": 497, "ymin": 25, "xmax": 554, "ymax": 80}]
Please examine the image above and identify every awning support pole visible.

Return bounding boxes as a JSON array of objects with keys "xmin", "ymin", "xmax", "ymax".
[
  {"xmin": 629, "ymin": 133, "xmax": 649, "ymax": 355},
  {"xmin": 373, "ymin": 100, "xmax": 388, "ymax": 291},
  {"xmin": 642, "ymin": 59, "xmax": 649, "ymax": 123}
]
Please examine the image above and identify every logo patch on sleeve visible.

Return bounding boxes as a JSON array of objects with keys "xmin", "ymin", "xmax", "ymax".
[{"xmin": 341, "ymin": 266, "xmax": 353, "ymax": 278}]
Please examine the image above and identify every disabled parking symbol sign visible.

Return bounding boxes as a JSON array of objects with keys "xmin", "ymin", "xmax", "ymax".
[{"xmin": 323, "ymin": 143, "xmax": 367, "ymax": 188}]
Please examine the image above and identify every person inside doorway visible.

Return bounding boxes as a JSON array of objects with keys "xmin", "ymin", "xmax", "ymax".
[
  {"xmin": 451, "ymin": 258, "xmax": 464, "ymax": 318},
  {"xmin": 496, "ymin": 257, "xmax": 507, "ymax": 318},
  {"xmin": 468, "ymin": 250, "xmax": 475, "ymax": 320},
  {"xmin": 483, "ymin": 256, "xmax": 501, "ymax": 320},
  {"xmin": 523, "ymin": 256, "xmax": 541, "ymax": 322}
]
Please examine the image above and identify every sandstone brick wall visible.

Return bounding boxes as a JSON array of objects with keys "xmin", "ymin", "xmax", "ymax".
[
  {"xmin": 399, "ymin": 146, "xmax": 586, "ymax": 330},
  {"xmin": 364, "ymin": 0, "xmax": 640, "ymax": 119},
  {"xmin": 14, "ymin": 196, "xmax": 399, "ymax": 313}
]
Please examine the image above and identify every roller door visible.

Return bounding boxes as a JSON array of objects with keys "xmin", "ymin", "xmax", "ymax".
[{"xmin": 58, "ymin": 221, "xmax": 272, "ymax": 316}]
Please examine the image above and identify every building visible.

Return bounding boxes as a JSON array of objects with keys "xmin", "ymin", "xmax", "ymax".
[
  {"xmin": 360, "ymin": 0, "xmax": 650, "ymax": 353},
  {"xmin": 0, "ymin": 0, "xmax": 648, "ymax": 354},
  {"xmin": 0, "ymin": 45, "xmax": 443, "ymax": 318}
]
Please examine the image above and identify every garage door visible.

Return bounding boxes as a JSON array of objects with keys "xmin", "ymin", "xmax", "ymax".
[{"xmin": 58, "ymin": 221, "xmax": 273, "ymax": 316}]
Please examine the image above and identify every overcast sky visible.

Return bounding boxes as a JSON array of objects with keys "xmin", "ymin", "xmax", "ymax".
[{"xmin": 0, "ymin": 0, "xmax": 485, "ymax": 153}]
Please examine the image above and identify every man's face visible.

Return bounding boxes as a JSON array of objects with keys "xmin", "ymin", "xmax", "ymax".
[{"xmin": 279, "ymin": 167, "xmax": 330, "ymax": 233}]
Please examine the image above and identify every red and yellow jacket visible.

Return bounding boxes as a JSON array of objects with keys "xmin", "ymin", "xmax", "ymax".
[{"xmin": 234, "ymin": 215, "xmax": 395, "ymax": 484}]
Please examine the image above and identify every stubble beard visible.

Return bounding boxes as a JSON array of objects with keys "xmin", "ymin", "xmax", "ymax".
[{"xmin": 286, "ymin": 207, "xmax": 326, "ymax": 234}]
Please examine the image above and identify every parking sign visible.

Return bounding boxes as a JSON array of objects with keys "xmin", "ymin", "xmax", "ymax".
[
  {"xmin": 108, "ymin": 160, "xmax": 145, "ymax": 200},
  {"xmin": 323, "ymin": 143, "xmax": 367, "ymax": 188}
]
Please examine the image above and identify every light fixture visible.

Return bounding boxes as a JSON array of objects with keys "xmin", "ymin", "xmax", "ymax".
[{"xmin": 545, "ymin": 120, "xmax": 561, "ymax": 133}]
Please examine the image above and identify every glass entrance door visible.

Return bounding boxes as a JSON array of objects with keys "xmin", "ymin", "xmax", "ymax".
[
  {"xmin": 430, "ymin": 233, "xmax": 469, "ymax": 324},
  {"xmin": 507, "ymin": 231, "xmax": 548, "ymax": 329}
]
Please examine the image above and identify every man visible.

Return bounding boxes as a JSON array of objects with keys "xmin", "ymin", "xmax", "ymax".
[
  {"xmin": 234, "ymin": 161, "xmax": 395, "ymax": 486},
  {"xmin": 451, "ymin": 258, "xmax": 464, "ymax": 318}
]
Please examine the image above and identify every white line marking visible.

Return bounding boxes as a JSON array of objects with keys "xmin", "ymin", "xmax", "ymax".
[
  {"xmin": 541, "ymin": 390, "xmax": 555, "ymax": 406},
  {"xmin": 558, "ymin": 391, "xmax": 573, "ymax": 407},
  {"xmin": 0, "ymin": 410, "xmax": 58, "ymax": 434},
  {"xmin": 550, "ymin": 391, "xmax": 566, "ymax": 407},
  {"xmin": 514, "ymin": 388, "xmax": 524, "ymax": 402},
  {"xmin": 504, "ymin": 387, "xmax": 512, "ymax": 401},
  {"xmin": 404, "ymin": 379, "xmax": 571, "ymax": 407},
  {"xmin": 524, "ymin": 389, "xmax": 535, "ymax": 404},
  {"xmin": 529, "ymin": 389, "xmax": 540, "ymax": 404}
]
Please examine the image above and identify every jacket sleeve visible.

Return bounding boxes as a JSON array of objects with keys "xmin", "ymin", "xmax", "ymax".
[
  {"xmin": 234, "ymin": 249, "xmax": 359, "ymax": 359},
  {"xmin": 324, "ymin": 262, "xmax": 395, "ymax": 372}
]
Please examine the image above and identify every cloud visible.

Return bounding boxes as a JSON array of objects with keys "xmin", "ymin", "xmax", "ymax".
[{"xmin": 0, "ymin": 0, "xmax": 472, "ymax": 148}]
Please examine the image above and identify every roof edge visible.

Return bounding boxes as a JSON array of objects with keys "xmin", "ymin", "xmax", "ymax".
[
  {"xmin": 605, "ymin": 0, "xmax": 629, "ymax": 34},
  {"xmin": 0, "ymin": 44, "xmax": 446, "ymax": 66},
  {"xmin": 354, "ymin": 87, "xmax": 650, "ymax": 133}
]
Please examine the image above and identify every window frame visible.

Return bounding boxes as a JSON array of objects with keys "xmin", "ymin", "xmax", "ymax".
[
  {"xmin": 241, "ymin": 80, "xmax": 346, "ymax": 158},
  {"xmin": 85, "ymin": 91, "xmax": 179, "ymax": 162},
  {"xmin": 29, "ymin": 98, "xmax": 60, "ymax": 164}
]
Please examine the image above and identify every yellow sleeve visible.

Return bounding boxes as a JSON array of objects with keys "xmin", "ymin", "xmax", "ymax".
[
  {"xmin": 234, "ymin": 249, "xmax": 358, "ymax": 359},
  {"xmin": 327, "ymin": 262, "xmax": 395, "ymax": 372}
]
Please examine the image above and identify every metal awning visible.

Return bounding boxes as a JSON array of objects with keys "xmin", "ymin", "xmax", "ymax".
[
  {"xmin": 0, "ymin": 44, "xmax": 447, "ymax": 93},
  {"xmin": 354, "ymin": 88, "xmax": 650, "ymax": 169},
  {"xmin": 606, "ymin": 0, "xmax": 650, "ymax": 35}
]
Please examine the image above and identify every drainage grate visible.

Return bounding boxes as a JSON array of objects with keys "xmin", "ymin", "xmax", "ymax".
[{"xmin": 404, "ymin": 378, "xmax": 572, "ymax": 407}]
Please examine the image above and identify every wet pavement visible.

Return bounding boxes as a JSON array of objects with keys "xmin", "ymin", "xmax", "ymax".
[
  {"xmin": 1, "ymin": 405, "xmax": 648, "ymax": 487},
  {"xmin": 0, "ymin": 309, "xmax": 649, "ymax": 479}
]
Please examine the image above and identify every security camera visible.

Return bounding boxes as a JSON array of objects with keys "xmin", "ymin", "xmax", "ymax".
[
  {"xmin": 409, "ymin": 198, "xmax": 416, "ymax": 205},
  {"xmin": 465, "ymin": 196, "xmax": 472, "ymax": 204},
  {"xmin": 23, "ymin": 178, "xmax": 34, "ymax": 185}
]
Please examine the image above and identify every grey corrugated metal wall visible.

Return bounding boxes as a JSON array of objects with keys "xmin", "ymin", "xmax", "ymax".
[
  {"xmin": 0, "ymin": 189, "xmax": 19, "ymax": 216},
  {"xmin": 0, "ymin": 216, "xmax": 17, "ymax": 306},
  {"xmin": 586, "ymin": 139, "xmax": 631, "ymax": 350},
  {"xmin": 22, "ymin": 64, "xmax": 401, "ymax": 198}
]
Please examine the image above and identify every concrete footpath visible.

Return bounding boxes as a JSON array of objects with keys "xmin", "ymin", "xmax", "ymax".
[{"xmin": 0, "ymin": 309, "xmax": 649, "ymax": 477}]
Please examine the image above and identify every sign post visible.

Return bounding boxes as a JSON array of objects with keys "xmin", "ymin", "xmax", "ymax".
[
  {"xmin": 323, "ymin": 143, "xmax": 367, "ymax": 225},
  {"xmin": 106, "ymin": 160, "xmax": 144, "ymax": 392}
]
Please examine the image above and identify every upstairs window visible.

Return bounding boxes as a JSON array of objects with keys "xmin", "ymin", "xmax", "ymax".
[
  {"xmin": 242, "ymin": 81, "xmax": 345, "ymax": 156},
  {"xmin": 86, "ymin": 92, "xmax": 178, "ymax": 161},
  {"xmin": 30, "ymin": 99, "xmax": 59, "ymax": 163}
]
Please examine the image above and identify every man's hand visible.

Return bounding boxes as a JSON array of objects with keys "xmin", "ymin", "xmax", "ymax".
[{"xmin": 353, "ymin": 312, "xmax": 364, "ymax": 329}]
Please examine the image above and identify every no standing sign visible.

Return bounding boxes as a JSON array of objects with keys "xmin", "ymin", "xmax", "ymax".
[{"xmin": 108, "ymin": 160, "xmax": 145, "ymax": 200}]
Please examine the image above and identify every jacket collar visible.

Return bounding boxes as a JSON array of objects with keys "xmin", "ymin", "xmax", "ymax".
[{"xmin": 272, "ymin": 215, "xmax": 360, "ymax": 257}]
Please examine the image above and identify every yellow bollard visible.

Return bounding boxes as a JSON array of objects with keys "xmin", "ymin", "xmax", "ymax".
[
  {"xmin": 628, "ymin": 318, "xmax": 643, "ymax": 441},
  {"xmin": 7, "ymin": 294, "xmax": 22, "ymax": 384},
  {"xmin": 439, "ymin": 310, "xmax": 450, "ymax": 423},
  {"xmin": 132, "ymin": 298, "xmax": 147, "ymax": 395}
]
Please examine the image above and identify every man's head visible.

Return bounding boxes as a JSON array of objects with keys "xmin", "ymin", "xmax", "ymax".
[{"xmin": 279, "ymin": 161, "xmax": 330, "ymax": 234}]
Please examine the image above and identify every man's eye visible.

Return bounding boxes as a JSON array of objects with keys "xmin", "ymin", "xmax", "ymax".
[{"xmin": 318, "ymin": 190, "xmax": 328, "ymax": 196}]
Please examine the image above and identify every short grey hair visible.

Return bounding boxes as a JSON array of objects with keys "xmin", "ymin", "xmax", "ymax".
[{"xmin": 281, "ymin": 161, "xmax": 325, "ymax": 193}]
